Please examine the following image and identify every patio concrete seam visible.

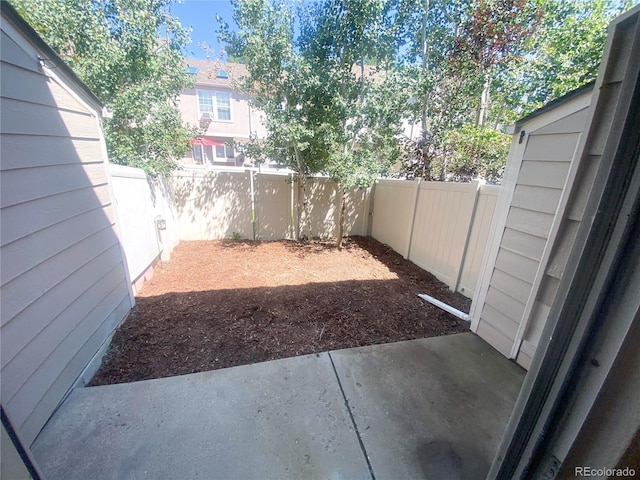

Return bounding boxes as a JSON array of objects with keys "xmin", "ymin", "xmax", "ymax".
[{"xmin": 328, "ymin": 351, "xmax": 376, "ymax": 480}]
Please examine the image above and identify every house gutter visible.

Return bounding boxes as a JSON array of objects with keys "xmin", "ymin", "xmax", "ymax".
[{"xmin": 417, "ymin": 293, "xmax": 470, "ymax": 321}]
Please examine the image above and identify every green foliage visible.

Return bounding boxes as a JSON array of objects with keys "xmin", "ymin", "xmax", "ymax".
[
  {"xmin": 445, "ymin": 125, "xmax": 510, "ymax": 183},
  {"xmin": 12, "ymin": 0, "xmax": 195, "ymax": 176},
  {"xmin": 395, "ymin": 0, "xmax": 634, "ymax": 182}
]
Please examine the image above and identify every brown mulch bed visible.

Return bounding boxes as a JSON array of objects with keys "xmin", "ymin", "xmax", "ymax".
[{"xmin": 90, "ymin": 236, "xmax": 470, "ymax": 386}]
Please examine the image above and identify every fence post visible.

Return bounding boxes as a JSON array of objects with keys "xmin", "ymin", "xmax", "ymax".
[
  {"xmin": 452, "ymin": 180, "xmax": 482, "ymax": 292},
  {"xmin": 404, "ymin": 178, "xmax": 422, "ymax": 259}
]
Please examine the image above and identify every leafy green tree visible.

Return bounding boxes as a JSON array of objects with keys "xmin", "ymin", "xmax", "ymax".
[
  {"xmin": 12, "ymin": 0, "xmax": 195, "ymax": 176},
  {"xmin": 220, "ymin": 0, "xmax": 405, "ymax": 246}
]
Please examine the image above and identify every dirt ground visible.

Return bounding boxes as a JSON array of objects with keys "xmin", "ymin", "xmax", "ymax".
[{"xmin": 90, "ymin": 236, "xmax": 470, "ymax": 386}]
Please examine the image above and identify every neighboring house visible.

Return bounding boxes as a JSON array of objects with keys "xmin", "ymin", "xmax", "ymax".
[{"xmin": 178, "ymin": 59, "xmax": 267, "ymax": 167}]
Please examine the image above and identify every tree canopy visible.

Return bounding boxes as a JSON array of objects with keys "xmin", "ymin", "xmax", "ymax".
[{"xmin": 12, "ymin": 0, "xmax": 195, "ymax": 176}]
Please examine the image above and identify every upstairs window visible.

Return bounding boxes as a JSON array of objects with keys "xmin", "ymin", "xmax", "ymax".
[
  {"xmin": 197, "ymin": 91, "xmax": 214, "ymax": 118},
  {"xmin": 216, "ymin": 92, "xmax": 231, "ymax": 121},
  {"xmin": 217, "ymin": 70, "xmax": 229, "ymax": 79},
  {"xmin": 197, "ymin": 90, "xmax": 232, "ymax": 121}
]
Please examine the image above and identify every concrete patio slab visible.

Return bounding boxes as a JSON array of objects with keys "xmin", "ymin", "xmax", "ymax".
[
  {"xmin": 31, "ymin": 352, "xmax": 370, "ymax": 480},
  {"xmin": 31, "ymin": 333, "xmax": 525, "ymax": 480},
  {"xmin": 329, "ymin": 333, "xmax": 526, "ymax": 480}
]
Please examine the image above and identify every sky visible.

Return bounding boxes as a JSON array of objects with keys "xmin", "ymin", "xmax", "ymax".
[{"xmin": 170, "ymin": 0, "xmax": 236, "ymax": 60}]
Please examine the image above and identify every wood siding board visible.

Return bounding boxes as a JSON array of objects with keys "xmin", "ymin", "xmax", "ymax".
[
  {"xmin": 2, "ymin": 263, "xmax": 127, "ymax": 406},
  {"xmin": 0, "ymin": 229, "xmax": 120, "ymax": 326},
  {"xmin": 0, "ymin": 32, "xmax": 37, "ymax": 72},
  {"xmin": 495, "ymin": 248, "xmax": 539, "ymax": 284},
  {"xmin": 490, "ymin": 268, "xmax": 533, "ymax": 305},
  {"xmin": 522, "ymin": 133, "xmax": 580, "ymax": 161},
  {"xmin": 0, "ymin": 185, "xmax": 112, "ymax": 248},
  {"xmin": 500, "ymin": 228, "xmax": 547, "ymax": 261},
  {"xmin": 476, "ymin": 318, "xmax": 514, "ymax": 358},
  {"xmin": 1, "ymin": 62, "xmax": 88, "ymax": 113},
  {"xmin": 485, "ymin": 286, "xmax": 527, "ymax": 326},
  {"xmin": 481, "ymin": 303, "xmax": 520, "ymax": 341},
  {"xmin": 1, "ymin": 136, "xmax": 103, "ymax": 170},
  {"xmin": 517, "ymin": 160, "xmax": 572, "ymax": 188},
  {"xmin": 1, "ymin": 163, "xmax": 108, "ymax": 208},
  {"xmin": 0, "ymin": 243, "xmax": 124, "ymax": 363},
  {"xmin": 511, "ymin": 185, "xmax": 562, "ymax": 215},
  {"xmin": 516, "ymin": 348, "xmax": 533, "ymax": 370},
  {"xmin": 505, "ymin": 207, "xmax": 554, "ymax": 239},
  {"xmin": 15, "ymin": 281, "xmax": 130, "ymax": 442},
  {"xmin": 532, "ymin": 108, "xmax": 590, "ymax": 135},
  {"xmin": 1, "ymin": 98, "xmax": 96, "ymax": 138}
]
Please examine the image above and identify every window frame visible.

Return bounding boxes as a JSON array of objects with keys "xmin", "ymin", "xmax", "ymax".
[{"xmin": 196, "ymin": 89, "xmax": 233, "ymax": 122}]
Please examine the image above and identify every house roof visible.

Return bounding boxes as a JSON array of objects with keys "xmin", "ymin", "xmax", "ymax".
[
  {"xmin": 1, "ymin": 1, "xmax": 103, "ymax": 110},
  {"xmin": 185, "ymin": 58, "xmax": 383, "ymax": 89},
  {"xmin": 516, "ymin": 81, "xmax": 595, "ymax": 127},
  {"xmin": 185, "ymin": 59, "xmax": 249, "ymax": 88}
]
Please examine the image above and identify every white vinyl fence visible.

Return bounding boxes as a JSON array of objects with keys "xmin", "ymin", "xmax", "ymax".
[
  {"xmin": 109, "ymin": 165, "xmax": 181, "ymax": 284},
  {"xmin": 371, "ymin": 179, "xmax": 499, "ymax": 298},
  {"xmin": 109, "ymin": 167, "xmax": 497, "ymax": 299}
]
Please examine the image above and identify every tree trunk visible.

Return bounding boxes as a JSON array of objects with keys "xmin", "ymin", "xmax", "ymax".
[
  {"xmin": 475, "ymin": 71, "xmax": 491, "ymax": 127},
  {"xmin": 421, "ymin": 0, "xmax": 430, "ymax": 137},
  {"xmin": 337, "ymin": 187, "xmax": 346, "ymax": 248},
  {"xmin": 293, "ymin": 144, "xmax": 313, "ymax": 241}
]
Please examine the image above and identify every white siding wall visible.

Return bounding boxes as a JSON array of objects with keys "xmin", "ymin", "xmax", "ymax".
[
  {"xmin": 0, "ymin": 19, "xmax": 132, "ymax": 444},
  {"xmin": 471, "ymin": 93, "xmax": 593, "ymax": 369}
]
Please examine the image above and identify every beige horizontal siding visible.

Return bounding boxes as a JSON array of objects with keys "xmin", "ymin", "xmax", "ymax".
[
  {"xmin": 17, "ymin": 288, "xmax": 131, "ymax": 443},
  {"xmin": 532, "ymin": 108, "xmax": 589, "ymax": 135},
  {"xmin": 485, "ymin": 286, "xmax": 527, "ymax": 324},
  {"xmin": 0, "ymin": 184, "xmax": 113, "ymax": 248},
  {"xmin": 511, "ymin": 185, "xmax": 562, "ymax": 215},
  {"xmin": 1, "ymin": 230, "xmax": 120, "ymax": 327},
  {"xmin": 1, "ymin": 98, "xmax": 97, "ymax": 138},
  {"xmin": 517, "ymin": 160, "xmax": 571, "ymax": 189},
  {"xmin": 473, "ymin": 95, "xmax": 591, "ymax": 369},
  {"xmin": 500, "ymin": 228, "xmax": 546, "ymax": 262},
  {"xmin": 0, "ymin": 20, "xmax": 131, "ymax": 445},
  {"xmin": 1, "ymin": 61, "xmax": 88, "ymax": 113},
  {"xmin": 476, "ymin": 314, "xmax": 514, "ymax": 358},
  {"xmin": 505, "ymin": 207, "xmax": 554, "ymax": 238},
  {"xmin": 1, "ymin": 163, "xmax": 108, "ymax": 208},
  {"xmin": 1, "ymin": 135, "xmax": 103, "ymax": 169},
  {"xmin": 522, "ymin": 133, "xmax": 580, "ymax": 161},
  {"xmin": 0, "ymin": 31, "xmax": 36, "ymax": 71},
  {"xmin": 489, "ymin": 268, "xmax": 533, "ymax": 305}
]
